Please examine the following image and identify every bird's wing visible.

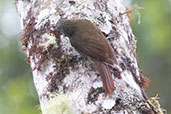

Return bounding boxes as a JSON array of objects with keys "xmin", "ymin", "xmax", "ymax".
[{"xmin": 71, "ymin": 37, "xmax": 111, "ymax": 62}]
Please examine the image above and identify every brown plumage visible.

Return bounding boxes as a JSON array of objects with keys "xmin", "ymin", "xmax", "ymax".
[{"xmin": 57, "ymin": 19, "xmax": 117, "ymax": 95}]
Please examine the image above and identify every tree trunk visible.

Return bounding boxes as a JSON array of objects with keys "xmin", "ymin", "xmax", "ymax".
[{"xmin": 15, "ymin": 0, "xmax": 161, "ymax": 114}]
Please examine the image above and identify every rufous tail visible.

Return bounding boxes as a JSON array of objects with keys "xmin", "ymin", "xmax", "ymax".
[{"xmin": 93, "ymin": 60, "xmax": 114, "ymax": 96}]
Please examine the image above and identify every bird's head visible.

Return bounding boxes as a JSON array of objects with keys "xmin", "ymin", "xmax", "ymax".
[{"xmin": 56, "ymin": 19, "xmax": 77, "ymax": 37}]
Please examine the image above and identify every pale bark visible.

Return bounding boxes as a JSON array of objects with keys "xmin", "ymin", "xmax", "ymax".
[{"xmin": 16, "ymin": 0, "xmax": 158, "ymax": 114}]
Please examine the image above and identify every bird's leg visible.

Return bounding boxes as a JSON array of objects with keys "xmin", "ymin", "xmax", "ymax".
[
  {"xmin": 106, "ymin": 34, "xmax": 117, "ymax": 40},
  {"xmin": 104, "ymin": 62, "xmax": 122, "ymax": 72}
]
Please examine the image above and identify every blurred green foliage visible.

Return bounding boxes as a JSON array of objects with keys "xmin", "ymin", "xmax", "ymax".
[
  {"xmin": 0, "ymin": 0, "xmax": 39, "ymax": 114},
  {"xmin": 0, "ymin": 40, "xmax": 39, "ymax": 114},
  {"xmin": 0, "ymin": 0, "xmax": 170, "ymax": 114},
  {"xmin": 131, "ymin": 0, "xmax": 171, "ymax": 113}
]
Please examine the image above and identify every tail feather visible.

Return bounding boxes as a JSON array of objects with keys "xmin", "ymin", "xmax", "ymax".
[{"xmin": 93, "ymin": 60, "xmax": 114, "ymax": 95}]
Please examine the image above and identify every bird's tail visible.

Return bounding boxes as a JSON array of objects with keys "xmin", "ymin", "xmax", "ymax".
[{"xmin": 93, "ymin": 60, "xmax": 114, "ymax": 96}]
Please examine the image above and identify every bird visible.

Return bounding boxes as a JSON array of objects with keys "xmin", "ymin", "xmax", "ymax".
[{"xmin": 56, "ymin": 19, "xmax": 117, "ymax": 95}]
